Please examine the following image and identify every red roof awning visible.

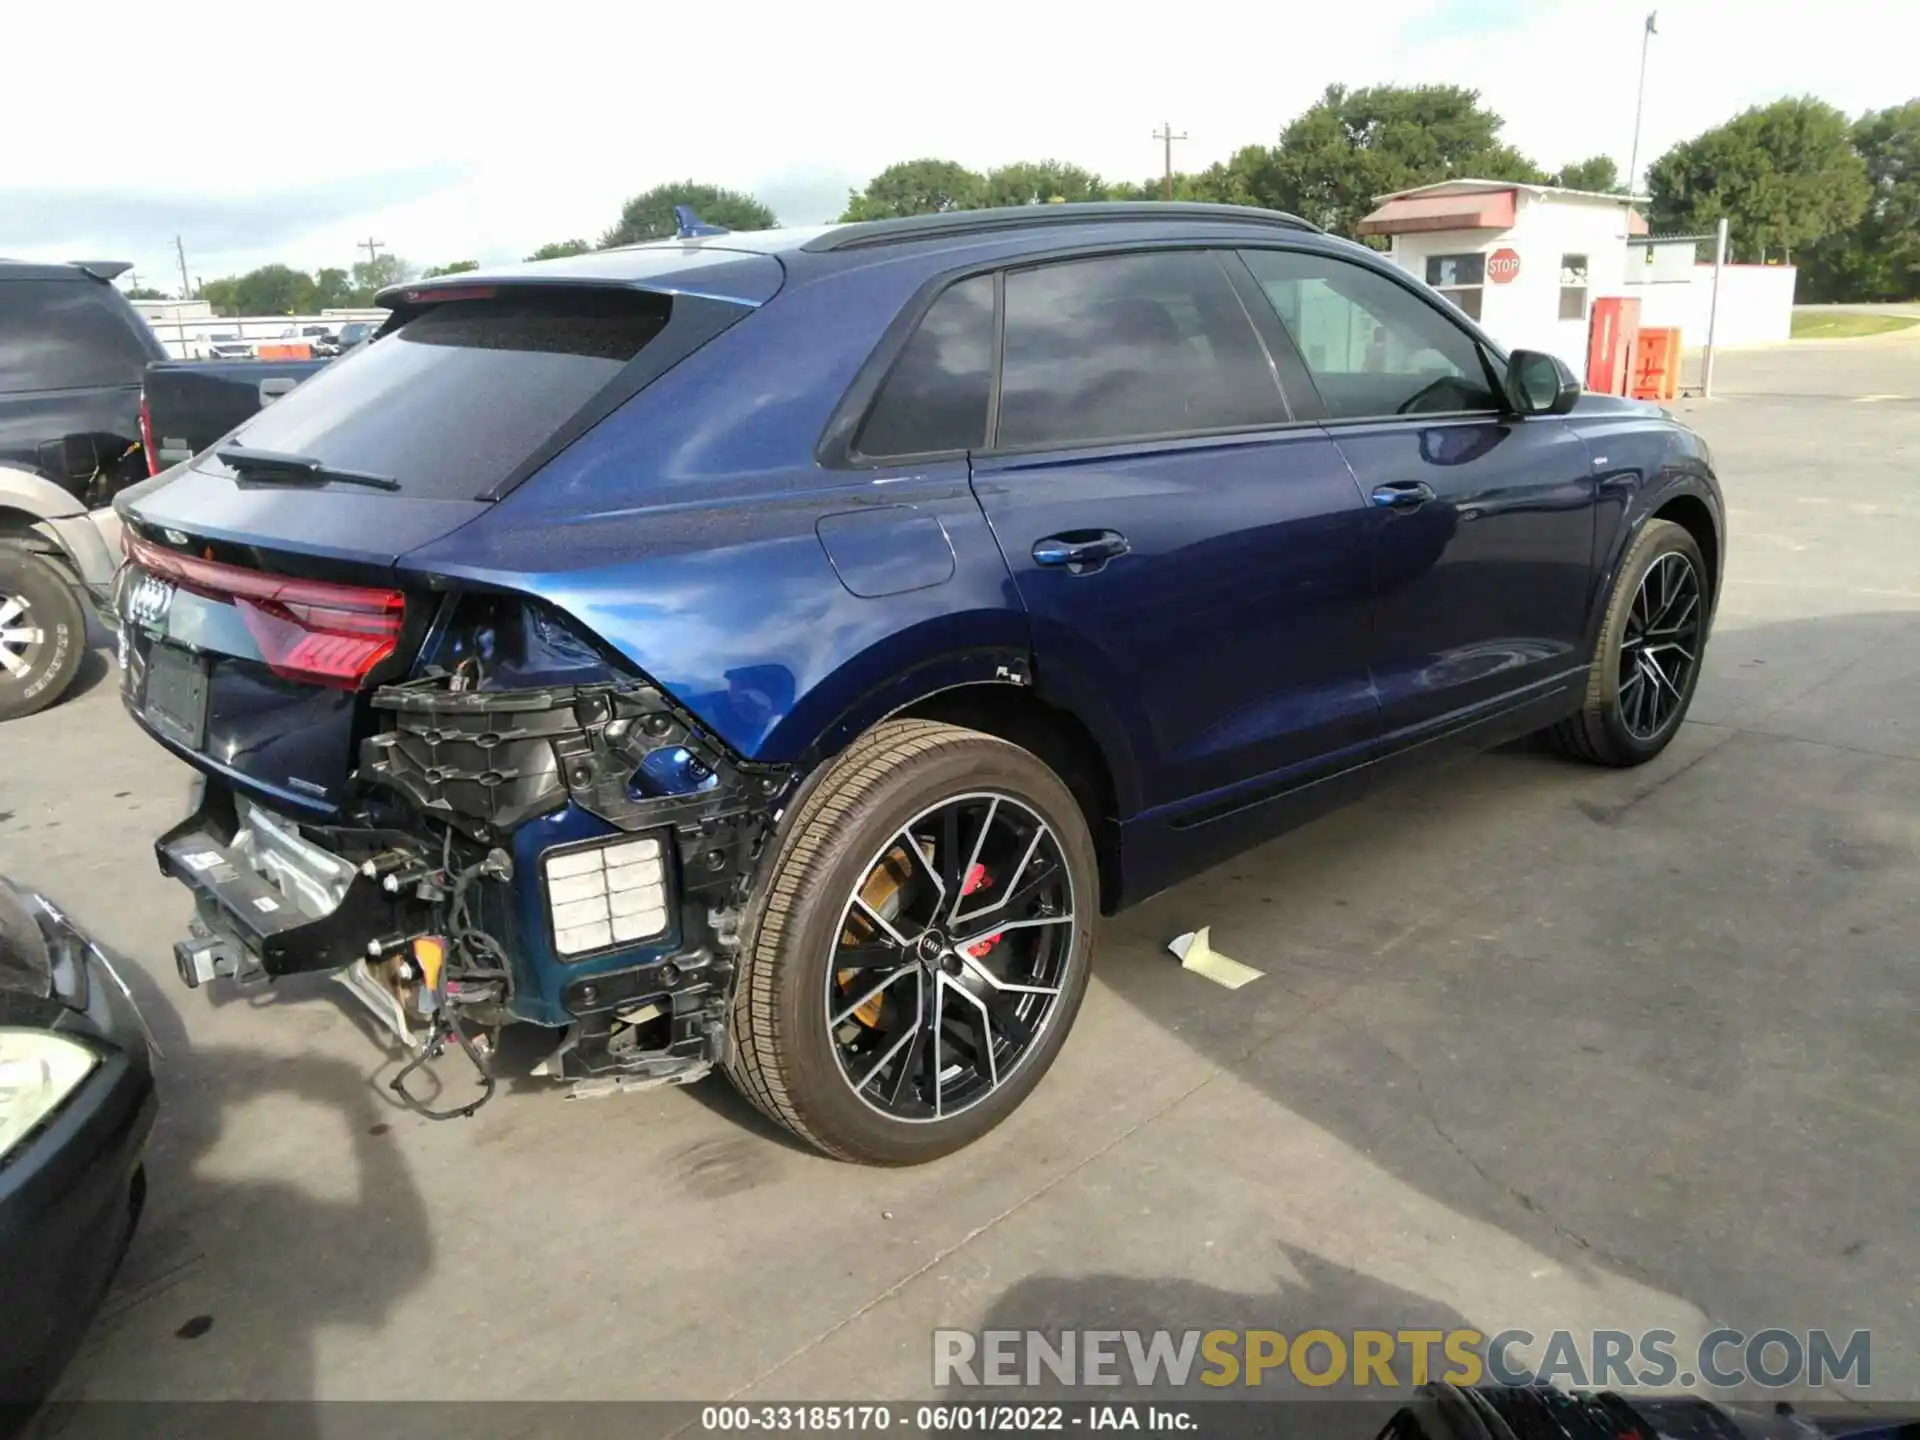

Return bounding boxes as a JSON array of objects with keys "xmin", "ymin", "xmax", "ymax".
[{"xmin": 1356, "ymin": 189, "xmax": 1516, "ymax": 236}]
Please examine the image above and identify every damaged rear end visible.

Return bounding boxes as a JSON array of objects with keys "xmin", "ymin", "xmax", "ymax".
[{"xmin": 117, "ymin": 255, "xmax": 789, "ymax": 1116}]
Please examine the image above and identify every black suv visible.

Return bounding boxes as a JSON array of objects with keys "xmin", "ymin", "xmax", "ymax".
[{"xmin": 0, "ymin": 260, "xmax": 164, "ymax": 718}]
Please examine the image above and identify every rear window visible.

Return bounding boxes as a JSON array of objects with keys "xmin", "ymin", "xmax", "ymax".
[
  {"xmin": 0, "ymin": 279, "xmax": 157, "ymax": 394},
  {"xmin": 217, "ymin": 290, "xmax": 672, "ymax": 499}
]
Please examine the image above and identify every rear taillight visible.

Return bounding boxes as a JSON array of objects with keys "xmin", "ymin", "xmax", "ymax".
[
  {"xmin": 138, "ymin": 393, "xmax": 158, "ymax": 476},
  {"xmin": 127, "ymin": 534, "xmax": 404, "ymax": 689}
]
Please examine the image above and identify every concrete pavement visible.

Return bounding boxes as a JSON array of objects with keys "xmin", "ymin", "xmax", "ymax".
[{"xmin": 2, "ymin": 338, "xmax": 1914, "ymax": 1412}]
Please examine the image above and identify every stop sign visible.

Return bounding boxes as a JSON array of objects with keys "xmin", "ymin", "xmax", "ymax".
[{"xmin": 1487, "ymin": 248, "xmax": 1522, "ymax": 284}]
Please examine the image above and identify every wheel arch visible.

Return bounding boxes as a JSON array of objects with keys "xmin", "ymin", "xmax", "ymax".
[
  {"xmin": 1649, "ymin": 491, "xmax": 1721, "ymax": 609},
  {"xmin": 1586, "ymin": 466, "xmax": 1723, "ymax": 659},
  {"xmin": 891, "ymin": 683, "xmax": 1128, "ymax": 915},
  {"xmin": 776, "ymin": 653, "xmax": 1137, "ymax": 916},
  {"xmin": 0, "ymin": 504, "xmax": 82, "ymax": 587}
]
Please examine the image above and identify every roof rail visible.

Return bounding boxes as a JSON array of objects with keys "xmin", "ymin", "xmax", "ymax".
[{"xmin": 802, "ymin": 202, "xmax": 1322, "ymax": 253}]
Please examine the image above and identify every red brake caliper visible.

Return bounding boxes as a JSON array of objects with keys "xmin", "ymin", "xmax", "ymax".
[{"xmin": 960, "ymin": 862, "xmax": 1002, "ymax": 958}]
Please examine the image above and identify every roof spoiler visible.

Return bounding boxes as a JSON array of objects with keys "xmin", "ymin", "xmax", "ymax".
[{"xmin": 75, "ymin": 260, "xmax": 134, "ymax": 282}]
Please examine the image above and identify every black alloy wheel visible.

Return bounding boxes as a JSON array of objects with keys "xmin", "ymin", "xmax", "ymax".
[
  {"xmin": 725, "ymin": 719, "xmax": 1098, "ymax": 1164},
  {"xmin": 826, "ymin": 792, "xmax": 1076, "ymax": 1124},
  {"xmin": 1547, "ymin": 518, "xmax": 1711, "ymax": 767},
  {"xmin": 1617, "ymin": 550, "xmax": 1703, "ymax": 741}
]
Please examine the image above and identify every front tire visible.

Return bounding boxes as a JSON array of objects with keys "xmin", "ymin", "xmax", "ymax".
[
  {"xmin": 725, "ymin": 720, "xmax": 1098, "ymax": 1164},
  {"xmin": 1548, "ymin": 518, "xmax": 1709, "ymax": 766},
  {"xmin": 0, "ymin": 551, "xmax": 87, "ymax": 722}
]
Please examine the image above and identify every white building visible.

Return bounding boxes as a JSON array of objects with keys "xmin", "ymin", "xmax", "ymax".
[
  {"xmin": 1357, "ymin": 178, "xmax": 1796, "ymax": 377},
  {"xmin": 1359, "ymin": 179, "xmax": 1647, "ymax": 374},
  {"xmin": 1625, "ymin": 236, "xmax": 1797, "ymax": 348}
]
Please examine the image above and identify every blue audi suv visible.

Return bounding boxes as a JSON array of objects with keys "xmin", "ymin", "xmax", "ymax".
[{"xmin": 115, "ymin": 204, "xmax": 1722, "ymax": 1162}]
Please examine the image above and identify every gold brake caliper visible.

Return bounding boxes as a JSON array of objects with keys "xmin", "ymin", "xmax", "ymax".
[{"xmin": 838, "ymin": 845, "xmax": 915, "ymax": 1027}]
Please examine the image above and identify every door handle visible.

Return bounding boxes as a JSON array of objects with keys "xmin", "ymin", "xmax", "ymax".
[
  {"xmin": 1369, "ymin": 481, "xmax": 1436, "ymax": 509},
  {"xmin": 1032, "ymin": 530, "xmax": 1130, "ymax": 572}
]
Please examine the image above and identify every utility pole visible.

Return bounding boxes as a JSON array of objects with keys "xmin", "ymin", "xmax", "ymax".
[
  {"xmin": 359, "ymin": 237, "xmax": 385, "ymax": 267},
  {"xmin": 1701, "ymin": 216, "xmax": 1728, "ymax": 399},
  {"xmin": 175, "ymin": 235, "xmax": 191, "ymax": 299},
  {"xmin": 1153, "ymin": 121, "xmax": 1187, "ymax": 202},
  {"xmin": 1626, "ymin": 12, "xmax": 1657, "ymax": 198}
]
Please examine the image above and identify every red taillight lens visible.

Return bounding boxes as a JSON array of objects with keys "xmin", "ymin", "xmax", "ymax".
[
  {"xmin": 127, "ymin": 534, "xmax": 404, "ymax": 689},
  {"xmin": 138, "ymin": 394, "xmax": 159, "ymax": 476}
]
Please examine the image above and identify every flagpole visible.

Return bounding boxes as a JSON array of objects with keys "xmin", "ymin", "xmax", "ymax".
[{"xmin": 1627, "ymin": 11, "xmax": 1657, "ymax": 194}]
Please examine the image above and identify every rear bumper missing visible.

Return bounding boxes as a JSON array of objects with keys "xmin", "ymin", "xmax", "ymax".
[
  {"xmin": 153, "ymin": 674, "xmax": 793, "ymax": 1097},
  {"xmin": 156, "ymin": 788, "xmax": 433, "ymax": 982}
]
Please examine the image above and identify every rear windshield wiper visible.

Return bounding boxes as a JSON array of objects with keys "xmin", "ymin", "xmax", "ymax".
[{"xmin": 216, "ymin": 445, "xmax": 400, "ymax": 492}]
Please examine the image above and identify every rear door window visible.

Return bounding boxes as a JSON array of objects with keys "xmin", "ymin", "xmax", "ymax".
[
  {"xmin": 0, "ymin": 280, "xmax": 157, "ymax": 393},
  {"xmin": 995, "ymin": 250, "xmax": 1285, "ymax": 449},
  {"xmin": 855, "ymin": 275, "xmax": 995, "ymax": 459},
  {"xmin": 216, "ymin": 289, "xmax": 675, "ymax": 499}
]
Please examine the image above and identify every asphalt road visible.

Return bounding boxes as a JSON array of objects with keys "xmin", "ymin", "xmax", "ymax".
[{"xmin": 2, "ymin": 336, "xmax": 1914, "ymax": 1415}]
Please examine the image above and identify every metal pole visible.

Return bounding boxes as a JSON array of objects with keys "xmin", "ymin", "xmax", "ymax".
[
  {"xmin": 1152, "ymin": 122, "xmax": 1186, "ymax": 202},
  {"xmin": 1701, "ymin": 216, "xmax": 1728, "ymax": 399},
  {"xmin": 1627, "ymin": 12, "xmax": 1656, "ymax": 193}
]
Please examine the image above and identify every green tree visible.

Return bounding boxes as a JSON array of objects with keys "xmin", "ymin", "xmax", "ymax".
[
  {"xmin": 1256, "ymin": 83, "xmax": 1546, "ymax": 238},
  {"xmin": 347, "ymin": 254, "xmax": 416, "ymax": 305},
  {"xmin": 985, "ymin": 160, "xmax": 1106, "ymax": 207},
  {"xmin": 1105, "ymin": 170, "xmax": 1239, "ymax": 203},
  {"xmin": 1647, "ymin": 97, "xmax": 1869, "ymax": 262},
  {"xmin": 1801, "ymin": 100, "xmax": 1920, "ymax": 300},
  {"xmin": 124, "ymin": 285, "xmax": 170, "ymax": 300},
  {"xmin": 1553, "ymin": 155, "xmax": 1622, "ymax": 192},
  {"xmin": 312, "ymin": 267, "xmax": 353, "ymax": 308},
  {"xmin": 600, "ymin": 182, "xmax": 776, "ymax": 247},
  {"xmin": 526, "ymin": 238, "xmax": 592, "ymax": 261},
  {"xmin": 199, "ymin": 277, "xmax": 239, "ymax": 316},
  {"xmin": 223, "ymin": 263, "xmax": 318, "ymax": 315},
  {"xmin": 840, "ymin": 159, "xmax": 986, "ymax": 221},
  {"xmin": 421, "ymin": 260, "xmax": 480, "ymax": 277}
]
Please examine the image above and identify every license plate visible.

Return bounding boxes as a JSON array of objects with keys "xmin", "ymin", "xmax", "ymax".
[{"xmin": 143, "ymin": 642, "xmax": 209, "ymax": 749}]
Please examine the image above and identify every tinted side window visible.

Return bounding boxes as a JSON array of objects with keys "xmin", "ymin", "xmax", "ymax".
[
  {"xmin": 0, "ymin": 280, "xmax": 156, "ymax": 393},
  {"xmin": 1240, "ymin": 249, "xmax": 1498, "ymax": 420},
  {"xmin": 856, "ymin": 275, "xmax": 994, "ymax": 458},
  {"xmin": 997, "ymin": 250, "xmax": 1284, "ymax": 449}
]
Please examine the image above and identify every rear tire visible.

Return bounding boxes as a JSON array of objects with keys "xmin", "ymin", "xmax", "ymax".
[
  {"xmin": 724, "ymin": 719, "xmax": 1098, "ymax": 1164},
  {"xmin": 0, "ymin": 551, "xmax": 87, "ymax": 722},
  {"xmin": 1547, "ymin": 519, "xmax": 1709, "ymax": 767}
]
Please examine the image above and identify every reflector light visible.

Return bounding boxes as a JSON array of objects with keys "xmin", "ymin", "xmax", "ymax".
[
  {"xmin": 400, "ymin": 285, "xmax": 498, "ymax": 304},
  {"xmin": 138, "ymin": 394, "xmax": 159, "ymax": 477},
  {"xmin": 543, "ymin": 837, "xmax": 668, "ymax": 957},
  {"xmin": 125, "ymin": 534, "xmax": 404, "ymax": 688}
]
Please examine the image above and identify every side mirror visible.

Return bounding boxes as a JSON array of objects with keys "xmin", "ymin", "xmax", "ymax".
[{"xmin": 1504, "ymin": 349, "xmax": 1582, "ymax": 416}]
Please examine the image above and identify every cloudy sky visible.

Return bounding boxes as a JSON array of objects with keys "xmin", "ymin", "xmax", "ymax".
[{"xmin": 2, "ymin": 0, "xmax": 1910, "ymax": 291}]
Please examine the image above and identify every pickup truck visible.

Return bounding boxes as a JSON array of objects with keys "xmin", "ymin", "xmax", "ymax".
[
  {"xmin": 142, "ymin": 357, "xmax": 331, "ymax": 471},
  {"xmin": 1, "ymin": 259, "xmax": 163, "ymax": 718}
]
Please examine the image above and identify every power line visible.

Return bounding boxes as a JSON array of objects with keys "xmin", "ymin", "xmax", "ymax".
[
  {"xmin": 1153, "ymin": 121, "xmax": 1188, "ymax": 202},
  {"xmin": 175, "ymin": 235, "xmax": 191, "ymax": 299},
  {"xmin": 359, "ymin": 237, "xmax": 385, "ymax": 266}
]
